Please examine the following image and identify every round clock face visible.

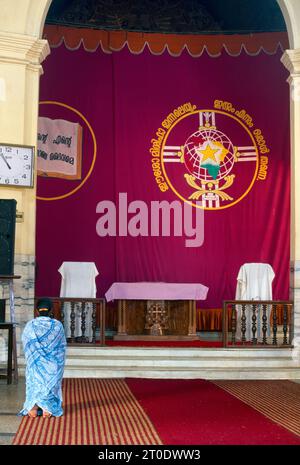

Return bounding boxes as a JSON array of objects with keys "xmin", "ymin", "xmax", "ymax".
[{"xmin": 0, "ymin": 144, "xmax": 34, "ymax": 187}]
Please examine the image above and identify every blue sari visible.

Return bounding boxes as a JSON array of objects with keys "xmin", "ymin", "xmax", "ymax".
[{"xmin": 19, "ymin": 317, "xmax": 66, "ymax": 417}]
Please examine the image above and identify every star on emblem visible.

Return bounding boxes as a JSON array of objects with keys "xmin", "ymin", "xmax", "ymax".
[
  {"xmin": 196, "ymin": 140, "xmax": 228, "ymax": 165},
  {"xmin": 197, "ymin": 140, "xmax": 220, "ymax": 164}
]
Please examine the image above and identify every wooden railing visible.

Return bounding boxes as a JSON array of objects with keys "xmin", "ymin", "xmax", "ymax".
[
  {"xmin": 223, "ymin": 300, "xmax": 293, "ymax": 348},
  {"xmin": 35, "ymin": 297, "xmax": 106, "ymax": 346}
]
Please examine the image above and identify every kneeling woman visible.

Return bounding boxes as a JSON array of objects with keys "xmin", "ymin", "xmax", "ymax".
[{"xmin": 19, "ymin": 298, "xmax": 66, "ymax": 418}]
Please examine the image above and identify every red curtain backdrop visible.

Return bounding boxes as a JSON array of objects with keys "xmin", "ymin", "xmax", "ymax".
[{"xmin": 36, "ymin": 35, "xmax": 290, "ymax": 308}]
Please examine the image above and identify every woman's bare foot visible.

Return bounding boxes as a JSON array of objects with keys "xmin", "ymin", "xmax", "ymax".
[
  {"xmin": 28, "ymin": 405, "xmax": 38, "ymax": 418},
  {"xmin": 42, "ymin": 409, "xmax": 52, "ymax": 418}
]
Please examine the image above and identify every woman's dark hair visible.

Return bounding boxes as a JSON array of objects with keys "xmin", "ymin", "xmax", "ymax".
[{"xmin": 36, "ymin": 298, "xmax": 53, "ymax": 317}]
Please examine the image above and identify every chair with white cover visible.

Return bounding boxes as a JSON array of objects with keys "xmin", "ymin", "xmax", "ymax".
[
  {"xmin": 235, "ymin": 263, "xmax": 275, "ymax": 341},
  {"xmin": 58, "ymin": 262, "xmax": 99, "ymax": 342}
]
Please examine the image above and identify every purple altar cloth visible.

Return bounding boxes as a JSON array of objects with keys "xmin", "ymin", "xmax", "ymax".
[{"xmin": 105, "ymin": 282, "xmax": 209, "ymax": 302}]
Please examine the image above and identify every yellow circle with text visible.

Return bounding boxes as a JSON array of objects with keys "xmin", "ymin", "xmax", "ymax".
[{"xmin": 37, "ymin": 101, "xmax": 97, "ymax": 201}]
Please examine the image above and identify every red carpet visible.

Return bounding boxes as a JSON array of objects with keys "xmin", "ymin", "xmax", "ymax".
[
  {"xmin": 125, "ymin": 379, "xmax": 300, "ymax": 445},
  {"xmin": 104, "ymin": 340, "xmax": 256, "ymax": 347},
  {"xmin": 105, "ymin": 340, "xmax": 222, "ymax": 347},
  {"xmin": 13, "ymin": 378, "xmax": 300, "ymax": 445}
]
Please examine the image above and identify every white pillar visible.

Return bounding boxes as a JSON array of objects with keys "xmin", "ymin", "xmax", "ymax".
[
  {"xmin": 281, "ymin": 49, "xmax": 300, "ymax": 346},
  {"xmin": 0, "ymin": 0, "xmax": 51, "ymax": 352}
]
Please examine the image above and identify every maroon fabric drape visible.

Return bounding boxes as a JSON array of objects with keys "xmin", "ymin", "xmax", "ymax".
[{"xmin": 36, "ymin": 41, "xmax": 290, "ymax": 307}]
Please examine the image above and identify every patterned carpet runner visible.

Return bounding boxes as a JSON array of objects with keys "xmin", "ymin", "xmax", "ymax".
[
  {"xmin": 213, "ymin": 380, "xmax": 300, "ymax": 437},
  {"xmin": 13, "ymin": 378, "xmax": 162, "ymax": 445},
  {"xmin": 13, "ymin": 378, "xmax": 300, "ymax": 445}
]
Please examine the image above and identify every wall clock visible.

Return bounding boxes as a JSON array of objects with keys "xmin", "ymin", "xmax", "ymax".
[{"xmin": 0, "ymin": 143, "xmax": 34, "ymax": 187}]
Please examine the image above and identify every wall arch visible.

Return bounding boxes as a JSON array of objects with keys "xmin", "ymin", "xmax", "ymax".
[
  {"xmin": 278, "ymin": 0, "xmax": 300, "ymax": 49},
  {"xmin": 0, "ymin": 0, "xmax": 52, "ymax": 38}
]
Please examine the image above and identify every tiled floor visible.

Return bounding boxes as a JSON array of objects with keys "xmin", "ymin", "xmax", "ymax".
[{"xmin": 0, "ymin": 378, "xmax": 25, "ymax": 445}]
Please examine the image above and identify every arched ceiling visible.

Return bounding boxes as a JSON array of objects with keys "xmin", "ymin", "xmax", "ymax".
[{"xmin": 46, "ymin": 0, "xmax": 286, "ymax": 35}]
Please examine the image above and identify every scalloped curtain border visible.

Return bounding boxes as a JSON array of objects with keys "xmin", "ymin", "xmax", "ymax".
[{"xmin": 43, "ymin": 25, "xmax": 289, "ymax": 57}]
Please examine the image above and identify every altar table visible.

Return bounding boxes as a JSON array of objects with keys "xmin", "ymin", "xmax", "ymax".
[{"xmin": 105, "ymin": 282, "xmax": 209, "ymax": 341}]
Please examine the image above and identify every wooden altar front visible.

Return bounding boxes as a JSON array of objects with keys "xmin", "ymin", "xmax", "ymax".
[{"xmin": 114, "ymin": 299, "xmax": 197, "ymax": 341}]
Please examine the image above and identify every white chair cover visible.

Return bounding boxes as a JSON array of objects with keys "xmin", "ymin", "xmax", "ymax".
[
  {"xmin": 235, "ymin": 263, "xmax": 275, "ymax": 341},
  {"xmin": 58, "ymin": 262, "xmax": 99, "ymax": 341}
]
